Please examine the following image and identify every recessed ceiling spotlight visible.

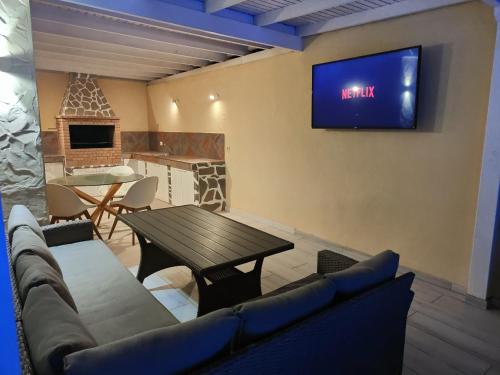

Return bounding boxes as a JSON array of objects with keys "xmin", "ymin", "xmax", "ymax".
[
  {"xmin": 172, "ymin": 98, "xmax": 179, "ymax": 104},
  {"xmin": 209, "ymin": 93, "xmax": 220, "ymax": 101}
]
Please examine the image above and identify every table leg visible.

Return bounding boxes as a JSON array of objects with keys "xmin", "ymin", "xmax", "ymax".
[
  {"xmin": 71, "ymin": 184, "xmax": 121, "ymax": 224},
  {"xmin": 195, "ymin": 259, "xmax": 264, "ymax": 317},
  {"xmin": 91, "ymin": 183, "xmax": 121, "ymax": 222},
  {"xmin": 136, "ymin": 234, "xmax": 181, "ymax": 283}
]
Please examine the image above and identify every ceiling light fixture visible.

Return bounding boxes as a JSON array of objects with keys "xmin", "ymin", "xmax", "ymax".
[{"xmin": 209, "ymin": 93, "xmax": 220, "ymax": 101}]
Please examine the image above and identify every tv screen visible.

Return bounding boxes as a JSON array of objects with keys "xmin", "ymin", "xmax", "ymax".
[{"xmin": 312, "ymin": 46, "xmax": 422, "ymax": 129}]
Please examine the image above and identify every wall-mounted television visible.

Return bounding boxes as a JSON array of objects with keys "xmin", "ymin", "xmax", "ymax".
[{"xmin": 312, "ymin": 46, "xmax": 422, "ymax": 129}]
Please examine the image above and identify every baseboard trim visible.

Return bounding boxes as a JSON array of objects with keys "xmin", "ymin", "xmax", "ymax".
[
  {"xmin": 465, "ymin": 294, "xmax": 491, "ymax": 310},
  {"xmin": 227, "ymin": 208, "xmax": 296, "ymax": 234},
  {"xmin": 227, "ymin": 208, "xmax": 469, "ymax": 298}
]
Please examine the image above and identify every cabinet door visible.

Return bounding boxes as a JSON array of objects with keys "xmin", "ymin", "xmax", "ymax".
[
  {"xmin": 137, "ymin": 160, "xmax": 146, "ymax": 176},
  {"xmin": 145, "ymin": 162, "xmax": 168, "ymax": 203},
  {"xmin": 44, "ymin": 162, "xmax": 64, "ymax": 182},
  {"xmin": 181, "ymin": 170, "xmax": 195, "ymax": 205},
  {"xmin": 125, "ymin": 159, "xmax": 138, "ymax": 173},
  {"xmin": 171, "ymin": 168, "xmax": 184, "ymax": 206}
]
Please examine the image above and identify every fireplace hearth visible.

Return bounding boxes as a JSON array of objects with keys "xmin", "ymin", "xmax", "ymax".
[{"xmin": 69, "ymin": 124, "xmax": 114, "ymax": 149}]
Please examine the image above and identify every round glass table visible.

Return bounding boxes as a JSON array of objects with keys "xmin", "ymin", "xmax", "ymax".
[{"xmin": 49, "ymin": 173, "xmax": 143, "ymax": 225}]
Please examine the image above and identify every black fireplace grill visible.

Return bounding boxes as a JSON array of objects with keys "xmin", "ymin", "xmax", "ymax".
[{"xmin": 69, "ymin": 124, "xmax": 114, "ymax": 149}]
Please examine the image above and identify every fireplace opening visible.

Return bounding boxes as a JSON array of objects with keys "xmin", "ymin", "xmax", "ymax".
[{"xmin": 69, "ymin": 125, "xmax": 114, "ymax": 149}]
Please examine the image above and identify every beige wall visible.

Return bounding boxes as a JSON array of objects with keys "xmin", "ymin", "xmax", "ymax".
[
  {"xmin": 36, "ymin": 71, "xmax": 68, "ymax": 131},
  {"xmin": 36, "ymin": 70, "xmax": 151, "ymax": 132},
  {"xmin": 147, "ymin": 2, "xmax": 496, "ymax": 287}
]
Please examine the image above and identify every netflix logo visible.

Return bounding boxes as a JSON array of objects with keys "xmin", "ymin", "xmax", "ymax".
[{"xmin": 341, "ymin": 86, "xmax": 375, "ymax": 100}]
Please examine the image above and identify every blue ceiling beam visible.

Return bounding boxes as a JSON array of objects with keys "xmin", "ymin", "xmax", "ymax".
[{"xmin": 43, "ymin": 0, "xmax": 303, "ymax": 51}]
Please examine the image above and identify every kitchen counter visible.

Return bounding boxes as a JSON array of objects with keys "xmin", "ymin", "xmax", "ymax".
[{"xmin": 129, "ymin": 152, "xmax": 224, "ymax": 171}]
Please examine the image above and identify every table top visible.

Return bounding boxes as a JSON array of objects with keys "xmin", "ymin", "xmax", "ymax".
[
  {"xmin": 119, "ymin": 205, "xmax": 294, "ymax": 275},
  {"xmin": 49, "ymin": 173, "xmax": 143, "ymax": 187}
]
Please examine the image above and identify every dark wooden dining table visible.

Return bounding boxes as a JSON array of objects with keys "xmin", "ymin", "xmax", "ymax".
[{"xmin": 119, "ymin": 205, "xmax": 294, "ymax": 316}]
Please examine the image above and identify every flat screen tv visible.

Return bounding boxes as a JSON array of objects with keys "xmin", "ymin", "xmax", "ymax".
[{"xmin": 312, "ymin": 46, "xmax": 422, "ymax": 129}]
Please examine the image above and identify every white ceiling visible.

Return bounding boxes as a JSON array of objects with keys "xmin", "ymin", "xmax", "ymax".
[{"xmin": 31, "ymin": 0, "xmax": 472, "ymax": 81}]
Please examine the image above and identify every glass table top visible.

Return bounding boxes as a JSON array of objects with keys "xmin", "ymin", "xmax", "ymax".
[{"xmin": 49, "ymin": 173, "xmax": 143, "ymax": 187}]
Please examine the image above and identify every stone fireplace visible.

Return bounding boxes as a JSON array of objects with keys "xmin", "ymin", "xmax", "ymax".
[{"xmin": 56, "ymin": 73, "xmax": 121, "ymax": 167}]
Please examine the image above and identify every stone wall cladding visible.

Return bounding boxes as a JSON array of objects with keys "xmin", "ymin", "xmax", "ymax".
[
  {"xmin": 60, "ymin": 73, "xmax": 116, "ymax": 117},
  {"xmin": 0, "ymin": 0, "xmax": 48, "ymax": 222},
  {"xmin": 56, "ymin": 74, "xmax": 121, "ymax": 167},
  {"xmin": 193, "ymin": 161, "xmax": 226, "ymax": 212}
]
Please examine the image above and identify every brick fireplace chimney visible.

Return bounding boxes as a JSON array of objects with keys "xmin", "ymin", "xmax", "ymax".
[{"xmin": 56, "ymin": 73, "xmax": 121, "ymax": 167}]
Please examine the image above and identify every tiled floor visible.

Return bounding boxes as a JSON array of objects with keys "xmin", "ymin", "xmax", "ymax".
[{"xmin": 99, "ymin": 199, "xmax": 500, "ymax": 375}]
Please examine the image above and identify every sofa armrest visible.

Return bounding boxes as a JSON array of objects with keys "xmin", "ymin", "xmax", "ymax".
[
  {"xmin": 317, "ymin": 250, "xmax": 358, "ymax": 275},
  {"xmin": 42, "ymin": 220, "xmax": 94, "ymax": 247}
]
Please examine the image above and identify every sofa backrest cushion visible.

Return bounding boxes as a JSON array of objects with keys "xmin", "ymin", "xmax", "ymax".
[
  {"xmin": 64, "ymin": 308, "xmax": 239, "ymax": 375},
  {"xmin": 233, "ymin": 277, "xmax": 336, "ymax": 348},
  {"xmin": 326, "ymin": 250, "xmax": 399, "ymax": 298},
  {"xmin": 16, "ymin": 253, "xmax": 77, "ymax": 312},
  {"xmin": 11, "ymin": 226, "xmax": 63, "ymax": 276},
  {"xmin": 22, "ymin": 285, "xmax": 97, "ymax": 375},
  {"xmin": 8, "ymin": 205, "xmax": 45, "ymax": 243}
]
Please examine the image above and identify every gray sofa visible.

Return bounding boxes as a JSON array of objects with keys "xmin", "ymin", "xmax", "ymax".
[{"xmin": 8, "ymin": 205, "xmax": 414, "ymax": 375}]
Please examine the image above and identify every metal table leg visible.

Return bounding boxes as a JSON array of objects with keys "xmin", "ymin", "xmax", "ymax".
[{"xmin": 136, "ymin": 234, "xmax": 181, "ymax": 283}]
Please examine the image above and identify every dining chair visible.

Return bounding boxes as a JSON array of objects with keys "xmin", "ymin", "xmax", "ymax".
[
  {"xmin": 97, "ymin": 165, "xmax": 135, "ymax": 226},
  {"xmin": 46, "ymin": 183, "xmax": 103, "ymax": 240},
  {"xmin": 108, "ymin": 176, "xmax": 158, "ymax": 244}
]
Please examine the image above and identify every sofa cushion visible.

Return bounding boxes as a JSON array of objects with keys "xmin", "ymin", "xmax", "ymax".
[
  {"xmin": 326, "ymin": 250, "xmax": 399, "ymax": 298},
  {"xmin": 16, "ymin": 253, "xmax": 77, "ymax": 311},
  {"xmin": 49, "ymin": 240, "xmax": 179, "ymax": 344},
  {"xmin": 261, "ymin": 273, "xmax": 324, "ymax": 298},
  {"xmin": 22, "ymin": 285, "xmax": 97, "ymax": 375},
  {"xmin": 11, "ymin": 226, "xmax": 63, "ymax": 276},
  {"xmin": 64, "ymin": 308, "xmax": 239, "ymax": 375},
  {"xmin": 8, "ymin": 205, "xmax": 45, "ymax": 243},
  {"xmin": 233, "ymin": 277, "xmax": 336, "ymax": 348}
]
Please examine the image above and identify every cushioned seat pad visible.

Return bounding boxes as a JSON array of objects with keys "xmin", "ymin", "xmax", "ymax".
[
  {"xmin": 49, "ymin": 240, "xmax": 179, "ymax": 344},
  {"xmin": 16, "ymin": 253, "xmax": 77, "ymax": 311},
  {"xmin": 8, "ymin": 205, "xmax": 46, "ymax": 242},
  {"xmin": 64, "ymin": 308, "xmax": 239, "ymax": 375},
  {"xmin": 260, "ymin": 273, "xmax": 324, "ymax": 298},
  {"xmin": 233, "ymin": 277, "xmax": 337, "ymax": 348},
  {"xmin": 22, "ymin": 284, "xmax": 97, "ymax": 375},
  {"xmin": 327, "ymin": 250, "xmax": 399, "ymax": 298},
  {"xmin": 11, "ymin": 226, "xmax": 63, "ymax": 276}
]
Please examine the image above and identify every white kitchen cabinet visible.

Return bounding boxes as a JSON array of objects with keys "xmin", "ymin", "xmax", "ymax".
[
  {"xmin": 171, "ymin": 167, "xmax": 195, "ymax": 206},
  {"xmin": 44, "ymin": 162, "xmax": 65, "ymax": 182},
  {"xmin": 146, "ymin": 162, "xmax": 169, "ymax": 203},
  {"xmin": 137, "ymin": 160, "xmax": 146, "ymax": 176}
]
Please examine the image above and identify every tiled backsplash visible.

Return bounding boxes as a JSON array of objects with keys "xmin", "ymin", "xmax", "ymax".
[
  {"xmin": 41, "ymin": 131, "xmax": 225, "ymax": 160},
  {"xmin": 41, "ymin": 131, "xmax": 60, "ymax": 155},
  {"xmin": 149, "ymin": 132, "xmax": 224, "ymax": 160},
  {"xmin": 120, "ymin": 131, "xmax": 150, "ymax": 152}
]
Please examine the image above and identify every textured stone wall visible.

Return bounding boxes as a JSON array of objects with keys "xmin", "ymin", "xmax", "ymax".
[
  {"xmin": 0, "ymin": 0, "xmax": 47, "ymax": 222},
  {"xmin": 165, "ymin": 162, "xmax": 226, "ymax": 212},
  {"xmin": 60, "ymin": 73, "xmax": 116, "ymax": 117},
  {"xmin": 194, "ymin": 162, "xmax": 226, "ymax": 211}
]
